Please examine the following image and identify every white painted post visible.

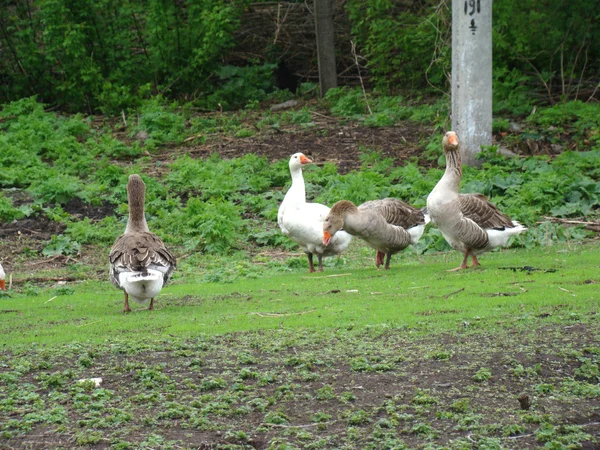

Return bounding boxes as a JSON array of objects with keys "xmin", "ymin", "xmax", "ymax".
[{"xmin": 452, "ymin": 0, "xmax": 492, "ymax": 166}]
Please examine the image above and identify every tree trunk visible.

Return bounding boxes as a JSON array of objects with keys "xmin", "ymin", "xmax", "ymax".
[{"xmin": 314, "ymin": 0, "xmax": 337, "ymax": 97}]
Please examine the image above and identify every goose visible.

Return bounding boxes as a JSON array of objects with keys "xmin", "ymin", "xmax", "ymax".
[
  {"xmin": 109, "ymin": 174, "xmax": 176, "ymax": 312},
  {"xmin": 0, "ymin": 263, "xmax": 5, "ymax": 290},
  {"xmin": 278, "ymin": 153, "xmax": 352, "ymax": 272},
  {"xmin": 426, "ymin": 131, "xmax": 527, "ymax": 270},
  {"xmin": 323, "ymin": 199, "xmax": 428, "ymax": 270}
]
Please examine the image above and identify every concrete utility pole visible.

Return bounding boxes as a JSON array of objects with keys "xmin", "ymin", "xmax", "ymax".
[
  {"xmin": 452, "ymin": 0, "xmax": 492, "ymax": 166},
  {"xmin": 314, "ymin": 0, "xmax": 337, "ymax": 97}
]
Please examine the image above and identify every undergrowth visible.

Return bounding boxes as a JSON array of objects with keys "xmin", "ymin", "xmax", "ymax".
[{"xmin": 0, "ymin": 95, "xmax": 599, "ymax": 276}]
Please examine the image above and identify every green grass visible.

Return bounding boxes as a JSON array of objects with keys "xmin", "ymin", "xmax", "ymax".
[
  {"xmin": 2, "ymin": 242, "xmax": 598, "ymax": 348},
  {"xmin": 1, "ymin": 242, "xmax": 599, "ymax": 449}
]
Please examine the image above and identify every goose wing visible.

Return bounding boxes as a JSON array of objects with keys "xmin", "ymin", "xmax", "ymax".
[
  {"xmin": 360, "ymin": 198, "xmax": 425, "ymax": 229},
  {"xmin": 109, "ymin": 232, "xmax": 176, "ymax": 286},
  {"xmin": 459, "ymin": 194, "xmax": 515, "ymax": 230}
]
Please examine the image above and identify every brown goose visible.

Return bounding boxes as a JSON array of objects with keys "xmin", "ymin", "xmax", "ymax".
[
  {"xmin": 426, "ymin": 131, "xmax": 527, "ymax": 270},
  {"xmin": 322, "ymin": 199, "xmax": 428, "ymax": 270},
  {"xmin": 109, "ymin": 175, "xmax": 176, "ymax": 312}
]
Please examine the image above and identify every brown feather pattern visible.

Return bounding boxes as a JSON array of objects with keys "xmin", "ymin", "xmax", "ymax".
[
  {"xmin": 459, "ymin": 194, "xmax": 515, "ymax": 230},
  {"xmin": 359, "ymin": 198, "xmax": 425, "ymax": 229},
  {"xmin": 109, "ymin": 232, "xmax": 176, "ymax": 288}
]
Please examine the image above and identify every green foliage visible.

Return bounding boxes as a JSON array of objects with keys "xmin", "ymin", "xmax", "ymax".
[
  {"xmin": 42, "ymin": 235, "xmax": 81, "ymax": 257},
  {"xmin": 345, "ymin": 0, "xmax": 450, "ymax": 91},
  {"xmin": 158, "ymin": 197, "xmax": 243, "ymax": 254},
  {"xmin": 1, "ymin": 96, "xmax": 599, "ymax": 260},
  {"xmin": 133, "ymin": 97, "xmax": 188, "ymax": 147},
  {"xmin": 204, "ymin": 63, "xmax": 278, "ymax": 110},
  {"xmin": 324, "ymin": 88, "xmax": 449, "ymax": 129},
  {"xmin": 0, "ymin": 195, "xmax": 25, "ymax": 222},
  {"xmin": 0, "ymin": 0, "xmax": 248, "ymax": 112},
  {"xmin": 473, "ymin": 367, "xmax": 493, "ymax": 382}
]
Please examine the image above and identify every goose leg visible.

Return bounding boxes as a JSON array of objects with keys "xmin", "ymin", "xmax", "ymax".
[
  {"xmin": 123, "ymin": 292, "xmax": 131, "ymax": 313},
  {"xmin": 307, "ymin": 253, "xmax": 316, "ymax": 273},
  {"xmin": 317, "ymin": 254, "xmax": 324, "ymax": 272},
  {"xmin": 448, "ymin": 251, "xmax": 470, "ymax": 272},
  {"xmin": 149, "ymin": 298, "xmax": 154, "ymax": 310},
  {"xmin": 471, "ymin": 254, "xmax": 481, "ymax": 268},
  {"xmin": 375, "ymin": 251, "xmax": 385, "ymax": 268},
  {"xmin": 384, "ymin": 253, "xmax": 392, "ymax": 270}
]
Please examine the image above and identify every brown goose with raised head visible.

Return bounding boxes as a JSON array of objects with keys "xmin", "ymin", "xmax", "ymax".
[
  {"xmin": 426, "ymin": 131, "xmax": 527, "ymax": 270},
  {"xmin": 323, "ymin": 198, "xmax": 428, "ymax": 270},
  {"xmin": 109, "ymin": 174, "xmax": 176, "ymax": 312}
]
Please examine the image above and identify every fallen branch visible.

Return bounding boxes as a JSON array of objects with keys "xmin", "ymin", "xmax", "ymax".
[
  {"xmin": 430, "ymin": 287, "xmax": 465, "ymax": 299},
  {"xmin": 443, "ymin": 287, "xmax": 465, "ymax": 298},
  {"xmin": 249, "ymin": 309, "xmax": 316, "ymax": 317},
  {"xmin": 301, "ymin": 273, "xmax": 352, "ymax": 279},
  {"xmin": 541, "ymin": 216, "xmax": 600, "ymax": 226},
  {"xmin": 27, "ymin": 255, "xmax": 62, "ymax": 266},
  {"xmin": 45, "ymin": 296, "xmax": 57, "ymax": 303}
]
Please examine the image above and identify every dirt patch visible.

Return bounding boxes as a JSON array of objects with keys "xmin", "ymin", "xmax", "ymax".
[
  {"xmin": 1, "ymin": 323, "xmax": 599, "ymax": 449},
  {"xmin": 185, "ymin": 121, "xmax": 433, "ymax": 173}
]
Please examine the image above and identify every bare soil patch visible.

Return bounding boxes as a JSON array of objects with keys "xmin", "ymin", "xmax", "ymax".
[{"xmin": 2, "ymin": 323, "xmax": 599, "ymax": 449}]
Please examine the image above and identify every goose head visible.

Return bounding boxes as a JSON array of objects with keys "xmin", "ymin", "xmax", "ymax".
[
  {"xmin": 323, "ymin": 200, "xmax": 355, "ymax": 246},
  {"xmin": 288, "ymin": 152, "xmax": 312, "ymax": 171},
  {"xmin": 443, "ymin": 131, "xmax": 459, "ymax": 152}
]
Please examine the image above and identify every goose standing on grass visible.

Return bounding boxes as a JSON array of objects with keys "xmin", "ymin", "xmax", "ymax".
[
  {"xmin": 426, "ymin": 131, "xmax": 527, "ymax": 271},
  {"xmin": 109, "ymin": 174, "xmax": 176, "ymax": 312},
  {"xmin": 278, "ymin": 153, "xmax": 352, "ymax": 272},
  {"xmin": 323, "ymin": 199, "xmax": 428, "ymax": 270}
]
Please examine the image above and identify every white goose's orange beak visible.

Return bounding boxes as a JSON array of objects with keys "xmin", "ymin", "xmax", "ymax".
[
  {"xmin": 447, "ymin": 132, "xmax": 458, "ymax": 146},
  {"xmin": 300, "ymin": 155, "xmax": 312, "ymax": 165},
  {"xmin": 0, "ymin": 280, "xmax": 5, "ymax": 291},
  {"xmin": 323, "ymin": 231, "xmax": 333, "ymax": 246}
]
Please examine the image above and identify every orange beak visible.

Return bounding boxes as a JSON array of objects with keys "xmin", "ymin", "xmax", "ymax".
[
  {"xmin": 0, "ymin": 280, "xmax": 5, "ymax": 291},
  {"xmin": 323, "ymin": 231, "xmax": 333, "ymax": 246},
  {"xmin": 447, "ymin": 132, "xmax": 458, "ymax": 146},
  {"xmin": 300, "ymin": 155, "xmax": 312, "ymax": 165}
]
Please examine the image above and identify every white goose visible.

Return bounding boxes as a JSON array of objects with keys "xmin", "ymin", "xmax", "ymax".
[
  {"xmin": 323, "ymin": 199, "xmax": 428, "ymax": 270},
  {"xmin": 109, "ymin": 174, "xmax": 176, "ymax": 312},
  {"xmin": 426, "ymin": 131, "xmax": 527, "ymax": 270},
  {"xmin": 278, "ymin": 153, "xmax": 352, "ymax": 272}
]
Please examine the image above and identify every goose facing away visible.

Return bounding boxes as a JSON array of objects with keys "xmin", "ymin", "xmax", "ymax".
[
  {"xmin": 323, "ymin": 199, "xmax": 428, "ymax": 270},
  {"xmin": 426, "ymin": 131, "xmax": 527, "ymax": 270},
  {"xmin": 109, "ymin": 174, "xmax": 176, "ymax": 312},
  {"xmin": 278, "ymin": 153, "xmax": 352, "ymax": 272}
]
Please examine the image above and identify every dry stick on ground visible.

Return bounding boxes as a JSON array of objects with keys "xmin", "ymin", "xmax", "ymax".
[
  {"xmin": 350, "ymin": 40, "xmax": 372, "ymax": 115},
  {"xmin": 26, "ymin": 255, "xmax": 63, "ymax": 266},
  {"xmin": 300, "ymin": 273, "xmax": 352, "ymax": 279},
  {"xmin": 249, "ymin": 309, "xmax": 316, "ymax": 317},
  {"xmin": 429, "ymin": 287, "xmax": 465, "ymax": 299}
]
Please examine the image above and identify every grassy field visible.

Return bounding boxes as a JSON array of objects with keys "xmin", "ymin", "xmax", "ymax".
[{"xmin": 1, "ymin": 241, "xmax": 599, "ymax": 449}]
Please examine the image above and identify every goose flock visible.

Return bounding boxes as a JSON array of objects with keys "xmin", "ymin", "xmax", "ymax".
[
  {"xmin": 280, "ymin": 131, "xmax": 527, "ymax": 273},
  {"xmin": 99, "ymin": 131, "xmax": 526, "ymax": 312},
  {"xmin": 31, "ymin": 130, "xmax": 516, "ymax": 312}
]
